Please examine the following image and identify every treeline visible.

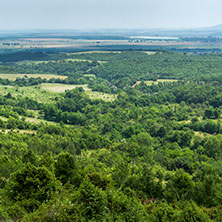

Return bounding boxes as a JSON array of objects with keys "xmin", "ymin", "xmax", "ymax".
[{"xmin": 0, "ymin": 60, "xmax": 99, "ymax": 76}]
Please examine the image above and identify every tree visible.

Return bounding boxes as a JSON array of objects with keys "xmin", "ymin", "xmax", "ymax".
[
  {"xmin": 165, "ymin": 169, "xmax": 194, "ymax": 202},
  {"xmin": 177, "ymin": 201, "xmax": 211, "ymax": 222},
  {"xmin": 5, "ymin": 163, "xmax": 57, "ymax": 212},
  {"xmin": 55, "ymin": 152, "xmax": 76, "ymax": 184}
]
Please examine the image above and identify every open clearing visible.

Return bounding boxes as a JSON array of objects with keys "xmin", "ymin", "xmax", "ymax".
[
  {"xmin": 64, "ymin": 58, "xmax": 106, "ymax": 64},
  {"xmin": 132, "ymin": 79, "xmax": 179, "ymax": 87},
  {"xmin": 0, "ymin": 85, "xmax": 57, "ymax": 103},
  {"xmin": 41, "ymin": 83, "xmax": 90, "ymax": 93},
  {"xmin": 68, "ymin": 51, "xmax": 122, "ymax": 55},
  {"xmin": 143, "ymin": 51, "xmax": 157, "ymax": 55},
  {"xmin": 0, "ymin": 129, "xmax": 37, "ymax": 134},
  {"xmin": 0, "ymin": 73, "xmax": 67, "ymax": 81},
  {"xmin": 194, "ymin": 131, "xmax": 212, "ymax": 138},
  {"xmin": 41, "ymin": 83, "xmax": 116, "ymax": 102},
  {"xmin": 146, "ymin": 79, "xmax": 179, "ymax": 85},
  {"xmin": 18, "ymin": 58, "xmax": 106, "ymax": 65},
  {"xmin": 84, "ymin": 74, "xmax": 96, "ymax": 78},
  {"xmin": 0, "ymin": 83, "xmax": 116, "ymax": 103}
]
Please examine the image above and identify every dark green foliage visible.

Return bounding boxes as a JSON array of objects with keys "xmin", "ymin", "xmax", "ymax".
[
  {"xmin": 165, "ymin": 169, "xmax": 194, "ymax": 202},
  {"xmin": 148, "ymin": 202, "xmax": 177, "ymax": 222},
  {"xmin": 5, "ymin": 163, "xmax": 57, "ymax": 212},
  {"xmin": 55, "ymin": 152, "xmax": 76, "ymax": 184},
  {"xmin": 177, "ymin": 201, "xmax": 211, "ymax": 222}
]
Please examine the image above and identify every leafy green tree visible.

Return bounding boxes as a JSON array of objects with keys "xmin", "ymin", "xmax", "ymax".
[
  {"xmin": 55, "ymin": 152, "xmax": 76, "ymax": 184},
  {"xmin": 165, "ymin": 169, "xmax": 194, "ymax": 202},
  {"xmin": 149, "ymin": 202, "xmax": 177, "ymax": 222},
  {"xmin": 74, "ymin": 178, "xmax": 107, "ymax": 221},
  {"xmin": 5, "ymin": 163, "xmax": 57, "ymax": 212},
  {"xmin": 177, "ymin": 201, "xmax": 211, "ymax": 222}
]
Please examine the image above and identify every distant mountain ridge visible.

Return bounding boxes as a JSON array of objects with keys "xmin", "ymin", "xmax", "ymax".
[{"xmin": 200, "ymin": 24, "xmax": 222, "ymax": 30}]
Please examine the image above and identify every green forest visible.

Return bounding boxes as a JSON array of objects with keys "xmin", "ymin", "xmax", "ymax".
[{"xmin": 0, "ymin": 50, "xmax": 222, "ymax": 221}]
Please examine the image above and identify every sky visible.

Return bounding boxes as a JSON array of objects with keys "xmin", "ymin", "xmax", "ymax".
[{"xmin": 0, "ymin": 0, "xmax": 222, "ymax": 30}]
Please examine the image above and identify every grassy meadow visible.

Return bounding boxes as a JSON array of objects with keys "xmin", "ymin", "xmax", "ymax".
[
  {"xmin": 41, "ymin": 83, "xmax": 117, "ymax": 102},
  {"xmin": 0, "ymin": 83, "xmax": 116, "ymax": 103}
]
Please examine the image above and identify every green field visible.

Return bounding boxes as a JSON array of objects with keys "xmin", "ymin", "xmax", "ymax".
[
  {"xmin": 41, "ymin": 83, "xmax": 90, "ymax": 93},
  {"xmin": 132, "ymin": 79, "xmax": 179, "ymax": 87},
  {"xmin": 83, "ymin": 74, "xmax": 96, "ymax": 78},
  {"xmin": 41, "ymin": 83, "xmax": 116, "ymax": 102},
  {"xmin": 0, "ymin": 85, "xmax": 57, "ymax": 103},
  {"xmin": 0, "ymin": 83, "xmax": 116, "ymax": 103}
]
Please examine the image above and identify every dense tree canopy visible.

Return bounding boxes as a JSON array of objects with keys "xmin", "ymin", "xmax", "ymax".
[{"xmin": 0, "ymin": 50, "xmax": 222, "ymax": 220}]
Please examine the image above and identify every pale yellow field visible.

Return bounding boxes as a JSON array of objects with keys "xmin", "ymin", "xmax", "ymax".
[
  {"xmin": 64, "ymin": 58, "xmax": 93, "ymax": 62},
  {"xmin": 143, "ymin": 51, "xmax": 157, "ymax": 55},
  {"xmin": 0, "ymin": 129, "xmax": 37, "ymax": 134},
  {"xmin": 68, "ymin": 51, "xmax": 122, "ymax": 55},
  {"xmin": 0, "ymin": 73, "xmax": 67, "ymax": 81},
  {"xmin": 132, "ymin": 79, "xmax": 179, "ymax": 87},
  {"xmin": 146, "ymin": 79, "xmax": 178, "ymax": 86},
  {"xmin": 41, "ymin": 83, "xmax": 90, "ymax": 93},
  {"xmin": 194, "ymin": 131, "xmax": 212, "ymax": 138},
  {"xmin": 157, "ymin": 79, "xmax": 179, "ymax": 83}
]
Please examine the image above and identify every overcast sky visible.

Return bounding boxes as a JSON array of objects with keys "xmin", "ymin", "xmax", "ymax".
[{"xmin": 0, "ymin": 0, "xmax": 222, "ymax": 30}]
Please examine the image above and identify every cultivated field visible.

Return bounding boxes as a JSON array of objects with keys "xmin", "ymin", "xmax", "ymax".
[
  {"xmin": 68, "ymin": 51, "xmax": 122, "ymax": 54},
  {"xmin": 41, "ymin": 83, "xmax": 90, "ymax": 93},
  {"xmin": 0, "ymin": 73, "xmax": 67, "ymax": 80},
  {"xmin": 143, "ymin": 51, "xmax": 157, "ymax": 55}
]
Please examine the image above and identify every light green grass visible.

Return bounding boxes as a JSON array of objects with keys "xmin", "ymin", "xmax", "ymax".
[
  {"xmin": 0, "ymin": 116, "xmax": 8, "ymax": 121},
  {"xmin": 87, "ymin": 91, "xmax": 117, "ymax": 102},
  {"xmin": 0, "ymin": 83, "xmax": 116, "ymax": 104},
  {"xmin": 84, "ymin": 74, "xmax": 96, "ymax": 78},
  {"xmin": 23, "ymin": 117, "xmax": 58, "ymax": 125},
  {"xmin": 0, "ymin": 85, "xmax": 58, "ymax": 104},
  {"xmin": 194, "ymin": 131, "xmax": 212, "ymax": 138},
  {"xmin": 41, "ymin": 83, "xmax": 90, "ymax": 93}
]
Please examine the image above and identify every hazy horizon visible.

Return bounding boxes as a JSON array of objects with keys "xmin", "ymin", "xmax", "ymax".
[{"xmin": 1, "ymin": 0, "xmax": 222, "ymax": 30}]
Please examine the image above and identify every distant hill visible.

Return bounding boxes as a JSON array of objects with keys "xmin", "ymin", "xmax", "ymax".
[
  {"xmin": 197, "ymin": 24, "xmax": 222, "ymax": 31},
  {"xmin": 208, "ymin": 24, "xmax": 222, "ymax": 30}
]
